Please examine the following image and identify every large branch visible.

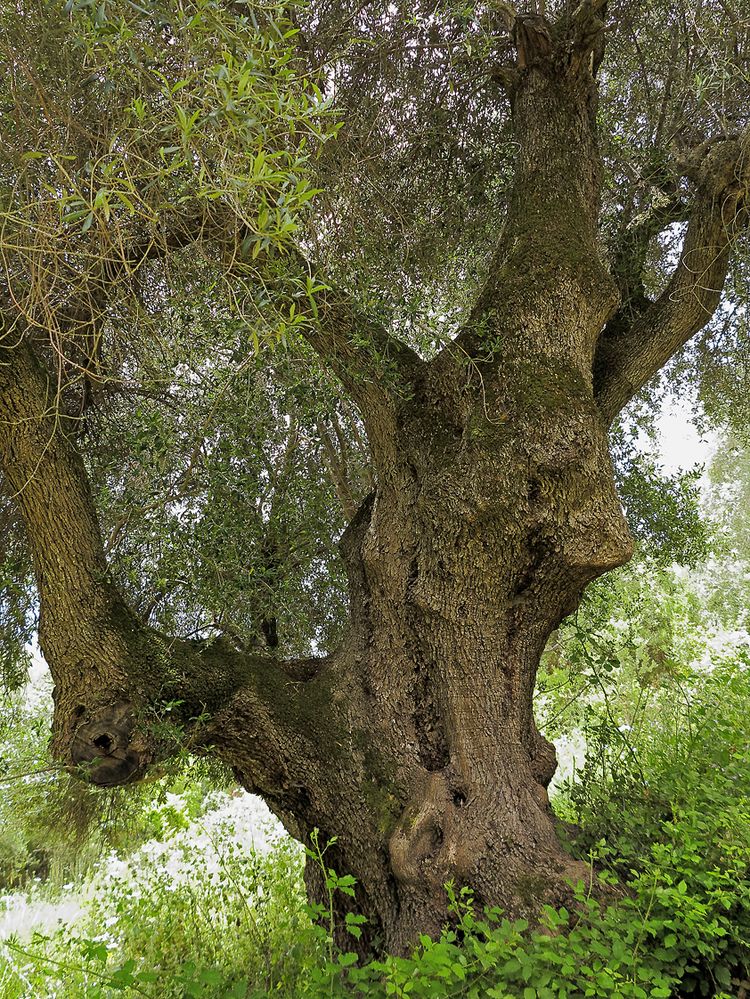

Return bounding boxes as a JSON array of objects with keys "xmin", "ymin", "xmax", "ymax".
[
  {"xmin": 0, "ymin": 332, "xmax": 111, "ymax": 629},
  {"xmin": 434, "ymin": 1, "xmax": 616, "ymax": 372},
  {"xmin": 300, "ymin": 278, "xmax": 424, "ymax": 408},
  {"xmin": 250, "ymin": 244, "xmax": 423, "ymax": 411},
  {"xmin": 0, "ymin": 321, "xmax": 332, "ymax": 791},
  {"xmin": 32, "ymin": 198, "xmax": 423, "ymax": 424},
  {"xmin": 594, "ymin": 132, "xmax": 750, "ymax": 425}
]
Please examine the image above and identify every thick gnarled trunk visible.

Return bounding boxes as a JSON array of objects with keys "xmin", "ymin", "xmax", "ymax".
[
  {"xmin": 206, "ymin": 350, "xmax": 632, "ymax": 954},
  {"xmin": 206, "ymin": 17, "xmax": 637, "ymax": 951},
  {"xmin": 205, "ymin": 79, "xmax": 636, "ymax": 926},
  {"xmin": 0, "ymin": 4, "xmax": 630, "ymax": 958}
]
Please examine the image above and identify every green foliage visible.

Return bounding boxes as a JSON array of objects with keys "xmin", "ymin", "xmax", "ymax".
[
  {"xmin": 3, "ymin": 643, "xmax": 750, "ymax": 997},
  {"xmin": 559, "ymin": 659, "xmax": 750, "ymax": 995},
  {"xmin": 535, "ymin": 528, "xmax": 750, "ymax": 996},
  {"xmin": 0, "ymin": 541, "xmax": 35, "ymax": 694},
  {"xmin": 0, "ymin": 808, "xmax": 323, "ymax": 998},
  {"xmin": 0, "ymin": 0, "xmax": 336, "ymax": 342},
  {"xmin": 699, "ymin": 431, "xmax": 750, "ymax": 628},
  {"xmin": 342, "ymin": 888, "xmax": 680, "ymax": 999},
  {"xmin": 0, "ymin": 0, "xmax": 343, "ymax": 686},
  {"xmin": 84, "ymin": 341, "xmax": 359, "ymax": 654},
  {"xmin": 609, "ymin": 414, "xmax": 712, "ymax": 568},
  {"xmin": 82, "ymin": 827, "xmax": 313, "ymax": 997},
  {"xmin": 537, "ymin": 558, "xmax": 708, "ymax": 748},
  {"xmin": 617, "ymin": 455, "xmax": 710, "ymax": 567},
  {"xmin": 0, "ymin": 675, "xmax": 100, "ymax": 889}
]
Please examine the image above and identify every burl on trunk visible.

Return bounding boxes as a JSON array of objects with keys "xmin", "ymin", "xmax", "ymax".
[{"xmin": 1, "ymin": 0, "xmax": 747, "ymax": 957}]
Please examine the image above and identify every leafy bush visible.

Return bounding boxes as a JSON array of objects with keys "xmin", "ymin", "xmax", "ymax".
[
  {"xmin": 0, "ymin": 793, "xmax": 326, "ymax": 999},
  {"xmin": 4, "ymin": 653, "xmax": 750, "ymax": 999},
  {"xmin": 559, "ymin": 660, "xmax": 750, "ymax": 996}
]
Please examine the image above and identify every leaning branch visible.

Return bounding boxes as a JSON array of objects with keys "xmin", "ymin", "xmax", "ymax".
[
  {"xmin": 284, "ymin": 250, "xmax": 424, "ymax": 411},
  {"xmin": 136, "ymin": 223, "xmax": 424, "ymax": 412},
  {"xmin": 0, "ymin": 328, "xmax": 111, "ymax": 628},
  {"xmin": 0, "ymin": 320, "xmax": 329, "ymax": 790},
  {"xmin": 594, "ymin": 131, "xmax": 750, "ymax": 425}
]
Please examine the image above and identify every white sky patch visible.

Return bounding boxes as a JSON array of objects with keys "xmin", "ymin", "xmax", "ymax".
[{"xmin": 655, "ymin": 395, "xmax": 718, "ymax": 476}]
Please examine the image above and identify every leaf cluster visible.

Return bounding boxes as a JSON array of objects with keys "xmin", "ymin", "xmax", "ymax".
[{"xmin": 0, "ymin": 0, "xmax": 335, "ymax": 372}]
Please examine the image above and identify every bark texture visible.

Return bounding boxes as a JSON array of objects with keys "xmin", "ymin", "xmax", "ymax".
[{"xmin": 1, "ymin": 0, "xmax": 748, "ymax": 958}]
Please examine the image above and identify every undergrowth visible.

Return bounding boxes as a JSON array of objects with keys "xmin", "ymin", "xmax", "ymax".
[{"xmin": 1, "ymin": 654, "xmax": 749, "ymax": 998}]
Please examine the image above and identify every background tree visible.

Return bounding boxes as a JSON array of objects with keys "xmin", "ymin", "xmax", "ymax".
[{"xmin": 0, "ymin": 0, "xmax": 749, "ymax": 955}]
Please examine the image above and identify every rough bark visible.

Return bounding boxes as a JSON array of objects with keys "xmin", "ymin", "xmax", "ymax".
[{"xmin": 0, "ymin": 1, "xmax": 745, "ymax": 960}]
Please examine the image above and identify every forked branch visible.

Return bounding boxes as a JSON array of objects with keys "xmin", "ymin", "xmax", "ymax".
[{"xmin": 594, "ymin": 130, "xmax": 750, "ymax": 424}]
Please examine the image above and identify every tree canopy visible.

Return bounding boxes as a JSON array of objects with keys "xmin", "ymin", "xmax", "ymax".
[{"xmin": 1, "ymin": 0, "xmax": 747, "ymax": 678}]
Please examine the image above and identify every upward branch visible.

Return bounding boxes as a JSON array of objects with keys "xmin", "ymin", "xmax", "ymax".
[
  {"xmin": 594, "ymin": 131, "xmax": 750, "ymax": 425},
  {"xmin": 436, "ymin": 1, "xmax": 616, "ymax": 372},
  {"xmin": 149, "ymin": 229, "xmax": 425, "ymax": 418},
  {"xmin": 300, "ymin": 278, "xmax": 424, "ymax": 410},
  {"xmin": 0, "ymin": 330, "xmax": 111, "ymax": 633}
]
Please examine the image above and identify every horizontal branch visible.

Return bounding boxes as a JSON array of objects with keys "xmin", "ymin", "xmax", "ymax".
[
  {"xmin": 594, "ymin": 131, "xmax": 750, "ymax": 425},
  {"xmin": 62, "ymin": 624, "xmax": 333, "ymax": 788}
]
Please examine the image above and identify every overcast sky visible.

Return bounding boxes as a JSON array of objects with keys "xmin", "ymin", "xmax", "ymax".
[{"xmin": 656, "ymin": 397, "xmax": 717, "ymax": 476}]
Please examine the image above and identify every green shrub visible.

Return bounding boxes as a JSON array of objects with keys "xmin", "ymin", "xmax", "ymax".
[
  {"xmin": 557, "ymin": 660, "xmax": 750, "ymax": 996},
  {"xmin": 2, "ymin": 642, "xmax": 749, "ymax": 998}
]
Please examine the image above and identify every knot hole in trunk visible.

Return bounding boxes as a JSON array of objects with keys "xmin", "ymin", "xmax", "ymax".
[{"xmin": 70, "ymin": 701, "xmax": 144, "ymax": 787}]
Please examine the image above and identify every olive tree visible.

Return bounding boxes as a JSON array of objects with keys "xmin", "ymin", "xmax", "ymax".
[{"xmin": 1, "ymin": 0, "xmax": 748, "ymax": 954}]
